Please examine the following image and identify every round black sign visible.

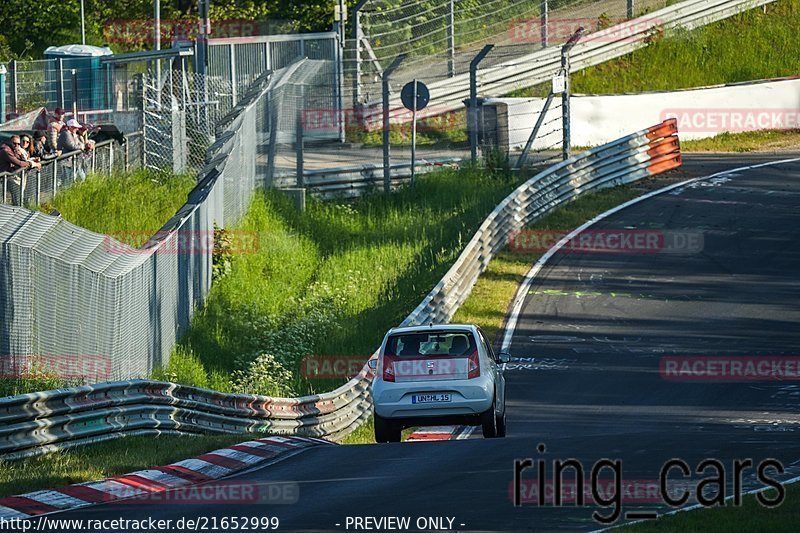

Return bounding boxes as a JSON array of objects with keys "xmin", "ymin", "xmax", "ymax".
[{"xmin": 401, "ymin": 80, "xmax": 430, "ymax": 112}]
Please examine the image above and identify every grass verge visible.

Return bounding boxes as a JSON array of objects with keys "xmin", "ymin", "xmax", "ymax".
[
  {"xmin": 513, "ymin": 0, "xmax": 800, "ymax": 97},
  {"xmin": 625, "ymin": 487, "xmax": 798, "ymax": 531},
  {"xmin": 38, "ymin": 169, "xmax": 196, "ymax": 247},
  {"xmin": 164, "ymin": 166, "xmax": 521, "ymax": 397},
  {"xmin": 0, "ymin": 434, "xmax": 260, "ymax": 499}
]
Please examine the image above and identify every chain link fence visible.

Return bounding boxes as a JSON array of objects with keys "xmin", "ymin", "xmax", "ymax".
[
  {"xmin": 350, "ymin": 0, "xmax": 672, "ymax": 106},
  {"xmin": 0, "ymin": 69, "xmax": 276, "ymax": 381},
  {"xmin": 142, "ymin": 69, "xmax": 234, "ymax": 174}
]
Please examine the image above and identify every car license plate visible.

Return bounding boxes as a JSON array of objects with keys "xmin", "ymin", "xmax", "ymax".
[{"xmin": 412, "ymin": 393, "xmax": 451, "ymax": 404}]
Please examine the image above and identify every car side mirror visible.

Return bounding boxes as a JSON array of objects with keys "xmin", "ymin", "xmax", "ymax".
[
  {"xmin": 367, "ymin": 358, "xmax": 378, "ymax": 370},
  {"xmin": 497, "ymin": 352, "xmax": 511, "ymax": 364}
]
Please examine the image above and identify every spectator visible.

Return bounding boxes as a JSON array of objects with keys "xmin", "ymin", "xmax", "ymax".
[
  {"xmin": 32, "ymin": 130, "xmax": 61, "ymax": 161},
  {"xmin": 19, "ymin": 135, "xmax": 33, "ymax": 161},
  {"xmin": 0, "ymin": 135, "xmax": 41, "ymax": 205},
  {"xmin": 57, "ymin": 119, "xmax": 87, "ymax": 182},
  {"xmin": 46, "ymin": 107, "xmax": 66, "ymax": 153}
]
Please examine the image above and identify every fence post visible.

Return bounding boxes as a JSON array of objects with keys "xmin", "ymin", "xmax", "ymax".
[
  {"xmin": 9, "ymin": 60, "xmax": 17, "ymax": 114},
  {"xmin": 71, "ymin": 69, "xmax": 78, "ymax": 118},
  {"xmin": 469, "ymin": 45, "xmax": 494, "ymax": 165},
  {"xmin": 0, "ymin": 64, "xmax": 6, "ymax": 124},
  {"xmin": 561, "ymin": 27, "xmax": 585, "ymax": 161},
  {"xmin": 382, "ymin": 54, "xmax": 406, "ymax": 194},
  {"xmin": 627, "ymin": 0, "xmax": 635, "ymax": 19},
  {"xmin": 295, "ymin": 99, "xmax": 304, "ymax": 188},
  {"xmin": 57, "ymin": 59, "xmax": 65, "ymax": 109},
  {"xmin": 447, "ymin": 0, "xmax": 455, "ymax": 77},
  {"xmin": 351, "ymin": 0, "xmax": 369, "ymax": 109},
  {"xmin": 229, "ymin": 44, "xmax": 238, "ymax": 106},
  {"xmin": 540, "ymin": 0, "xmax": 548, "ymax": 48}
]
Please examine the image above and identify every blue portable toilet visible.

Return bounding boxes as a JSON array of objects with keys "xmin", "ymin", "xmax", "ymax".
[{"xmin": 44, "ymin": 44, "xmax": 113, "ymax": 112}]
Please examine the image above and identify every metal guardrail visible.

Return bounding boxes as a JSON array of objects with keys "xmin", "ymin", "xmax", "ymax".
[
  {"xmin": 365, "ymin": 0, "xmax": 775, "ymax": 120},
  {"xmin": 1, "ymin": 133, "xmax": 144, "ymax": 207},
  {"xmin": 0, "ymin": 119, "xmax": 680, "ymax": 459}
]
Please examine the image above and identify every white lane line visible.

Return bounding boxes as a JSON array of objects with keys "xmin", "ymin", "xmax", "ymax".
[{"xmin": 500, "ymin": 157, "xmax": 800, "ymax": 352}]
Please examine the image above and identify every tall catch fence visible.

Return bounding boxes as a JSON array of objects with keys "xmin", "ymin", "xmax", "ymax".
[
  {"xmin": 350, "ymin": 0, "xmax": 672, "ymax": 108},
  {"xmin": 0, "ymin": 69, "xmax": 278, "ymax": 381}
]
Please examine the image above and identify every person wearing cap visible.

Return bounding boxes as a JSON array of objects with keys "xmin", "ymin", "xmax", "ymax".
[
  {"xmin": 32, "ymin": 130, "xmax": 61, "ymax": 161},
  {"xmin": 1, "ymin": 135, "xmax": 41, "ymax": 205},
  {"xmin": 46, "ymin": 107, "xmax": 66, "ymax": 153},
  {"xmin": 57, "ymin": 119, "xmax": 87, "ymax": 183}
]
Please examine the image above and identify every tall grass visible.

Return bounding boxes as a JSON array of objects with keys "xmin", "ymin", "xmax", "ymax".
[
  {"xmin": 511, "ymin": 0, "xmax": 800, "ymax": 98},
  {"xmin": 39, "ymin": 170, "xmax": 196, "ymax": 246},
  {"xmin": 173, "ymin": 167, "xmax": 522, "ymax": 395},
  {"xmin": 570, "ymin": 0, "xmax": 800, "ymax": 94}
]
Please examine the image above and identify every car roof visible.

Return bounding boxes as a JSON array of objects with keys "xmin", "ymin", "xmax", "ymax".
[{"xmin": 387, "ymin": 324, "xmax": 478, "ymax": 335}]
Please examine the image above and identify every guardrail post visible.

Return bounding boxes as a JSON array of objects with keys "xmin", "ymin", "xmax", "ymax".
[
  {"xmin": 0, "ymin": 64, "xmax": 6, "ymax": 124},
  {"xmin": 447, "ymin": 0, "xmax": 455, "ymax": 77},
  {"xmin": 627, "ymin": 0, "xmax": 635, "ymax": 19},
  {"xmin": 540, "ymin": 0, "xmax": 548, "ymax": 48},
  {"xmin": 382, "ymin": 54, "xmax": 406, "ymax": 194},
  {"xmin": 469, "ymin": 45, "xmax": 494, "ymax": 165},
  {"xmin": 9, "ymin": 60, "xmax": 17, "ymax": 114},
  {"xmin": 560, "ymin": 27, "xmax": 584, "ymax": 161}
]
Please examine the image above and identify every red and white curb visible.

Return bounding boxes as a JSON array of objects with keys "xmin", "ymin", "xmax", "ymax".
[
  {"xmin": 406, "ymin": 425, "xmax": 474, "ymax": 441},
  {"xmin": 0, "ymin": 435, "xmax": 331, "ymax": 520}
]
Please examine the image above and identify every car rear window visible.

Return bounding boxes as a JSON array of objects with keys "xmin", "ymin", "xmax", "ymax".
[{"xmin": 385, "ymin": 331, "xmax": 476, "ymax": 357}]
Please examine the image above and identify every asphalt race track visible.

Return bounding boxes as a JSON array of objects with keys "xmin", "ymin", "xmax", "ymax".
[{"xmin": 30, "ymin": 155, "xmax": 800, "ymax": 532}]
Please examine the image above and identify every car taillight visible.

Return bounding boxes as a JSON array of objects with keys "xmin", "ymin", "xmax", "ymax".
[
  {"xmin": 382, "ymin": 355, "xmax": 396, "ymax": 382},
  {"xmin": 467, "ymin": 351, "xmax": 480, "ymax": 379}
]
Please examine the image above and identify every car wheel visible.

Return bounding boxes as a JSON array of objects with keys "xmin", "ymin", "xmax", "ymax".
[
  {"xmin": 496, "ymin": 410, "xmax": 507, "ymax": 437},
  {"xmin": 481, "ymin": 400, "xmax": 498, "ymax": 438},
  {"xmin": 374, "ymin": 414, "xmax": 401, "ymax": 443}
]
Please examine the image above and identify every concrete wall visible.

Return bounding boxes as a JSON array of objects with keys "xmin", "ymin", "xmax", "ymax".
[{"xmin": 485, "ymin": 77, "xmax": 800, "ymax": 153}]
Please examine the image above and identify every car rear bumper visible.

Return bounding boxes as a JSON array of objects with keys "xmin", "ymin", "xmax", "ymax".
[{"xmin": 372, "ymin": 378, "xmax": 493, "ymax": 419}]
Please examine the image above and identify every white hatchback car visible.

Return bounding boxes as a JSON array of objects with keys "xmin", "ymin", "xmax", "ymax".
[{"xmin": 370, "ymin": 324, "xmax": 509, "ymax": 442}]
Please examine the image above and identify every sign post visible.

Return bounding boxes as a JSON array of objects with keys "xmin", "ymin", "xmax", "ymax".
[{"xmin": 400, "ymin": 79, "xmax": 429, "ymax": 188}]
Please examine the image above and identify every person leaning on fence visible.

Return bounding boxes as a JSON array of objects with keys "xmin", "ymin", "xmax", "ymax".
[
  {"xmin": 57, "ymin": 119, "xmax": 88, "ymax": 183},
  {"xmin": 0, "ymin": 135, "xmax": 41, "ymax": 206},
  {"xmin": 46, "ymin": 107, "xmax": 66, "ymax": 153},
  {"xmin": 32, "ymin": 130, "xmax": 61, "ymax": 161}
]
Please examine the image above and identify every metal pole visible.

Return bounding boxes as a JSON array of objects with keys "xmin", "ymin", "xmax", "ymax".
[
  {"xmin": 447, "ymin": 0, "xmax": 455, "ymax": 77},
  {"xmin": 382, "ymin": 54, "xmax": 406, "ymax": 194},
  {"xmin": 229, "ymin": 44, "xmax": 238, "ymax": 106},
  {"xmin": 516, "ymin": 92, "xmax": 555, "ymax": 170},
  {"xmin": 155, "ymin": 0, "xmax": 161, "ymax": 88},
  {"xmin": 9, "ymin": 60, "xmax": 17, "ymax": 114},
  {"xmin": 540, "ymin": 0, "xmax": 548, "ymax": 48},
  {"xmin": 351, "ymin": 0, "xmax": 369, "ymax": 110},
  {"xmin": 80, "ymin": 0, "xmax": 86, "ymax": 45},
  {"xmin": 627, "ymin": 0, "xmax": 635, "ymax": 19},
  {"xmin": 56, "ymin": 59, "xmax": 65, "ymax": 109},
  {"xmin": 411, "ymin": 80, "xmax": 417, "ymax": 187},
  {"xmin": 561, "ymin": 27, "xmax": 585, "ymax": 161},
  {"xmin": 0, "ymin": 64, "xmax": 6, "ymax": 124},
  {"xmin": 469, "ymin": 45, "xmax": 494, "ymax": 165},
  {"xmin": 296, "ymin": 90, "xmax": 305, "ymax": 188},
  {"xmin": 71, "ymin": 69, "xmax": 78, "ymax": 118}
]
